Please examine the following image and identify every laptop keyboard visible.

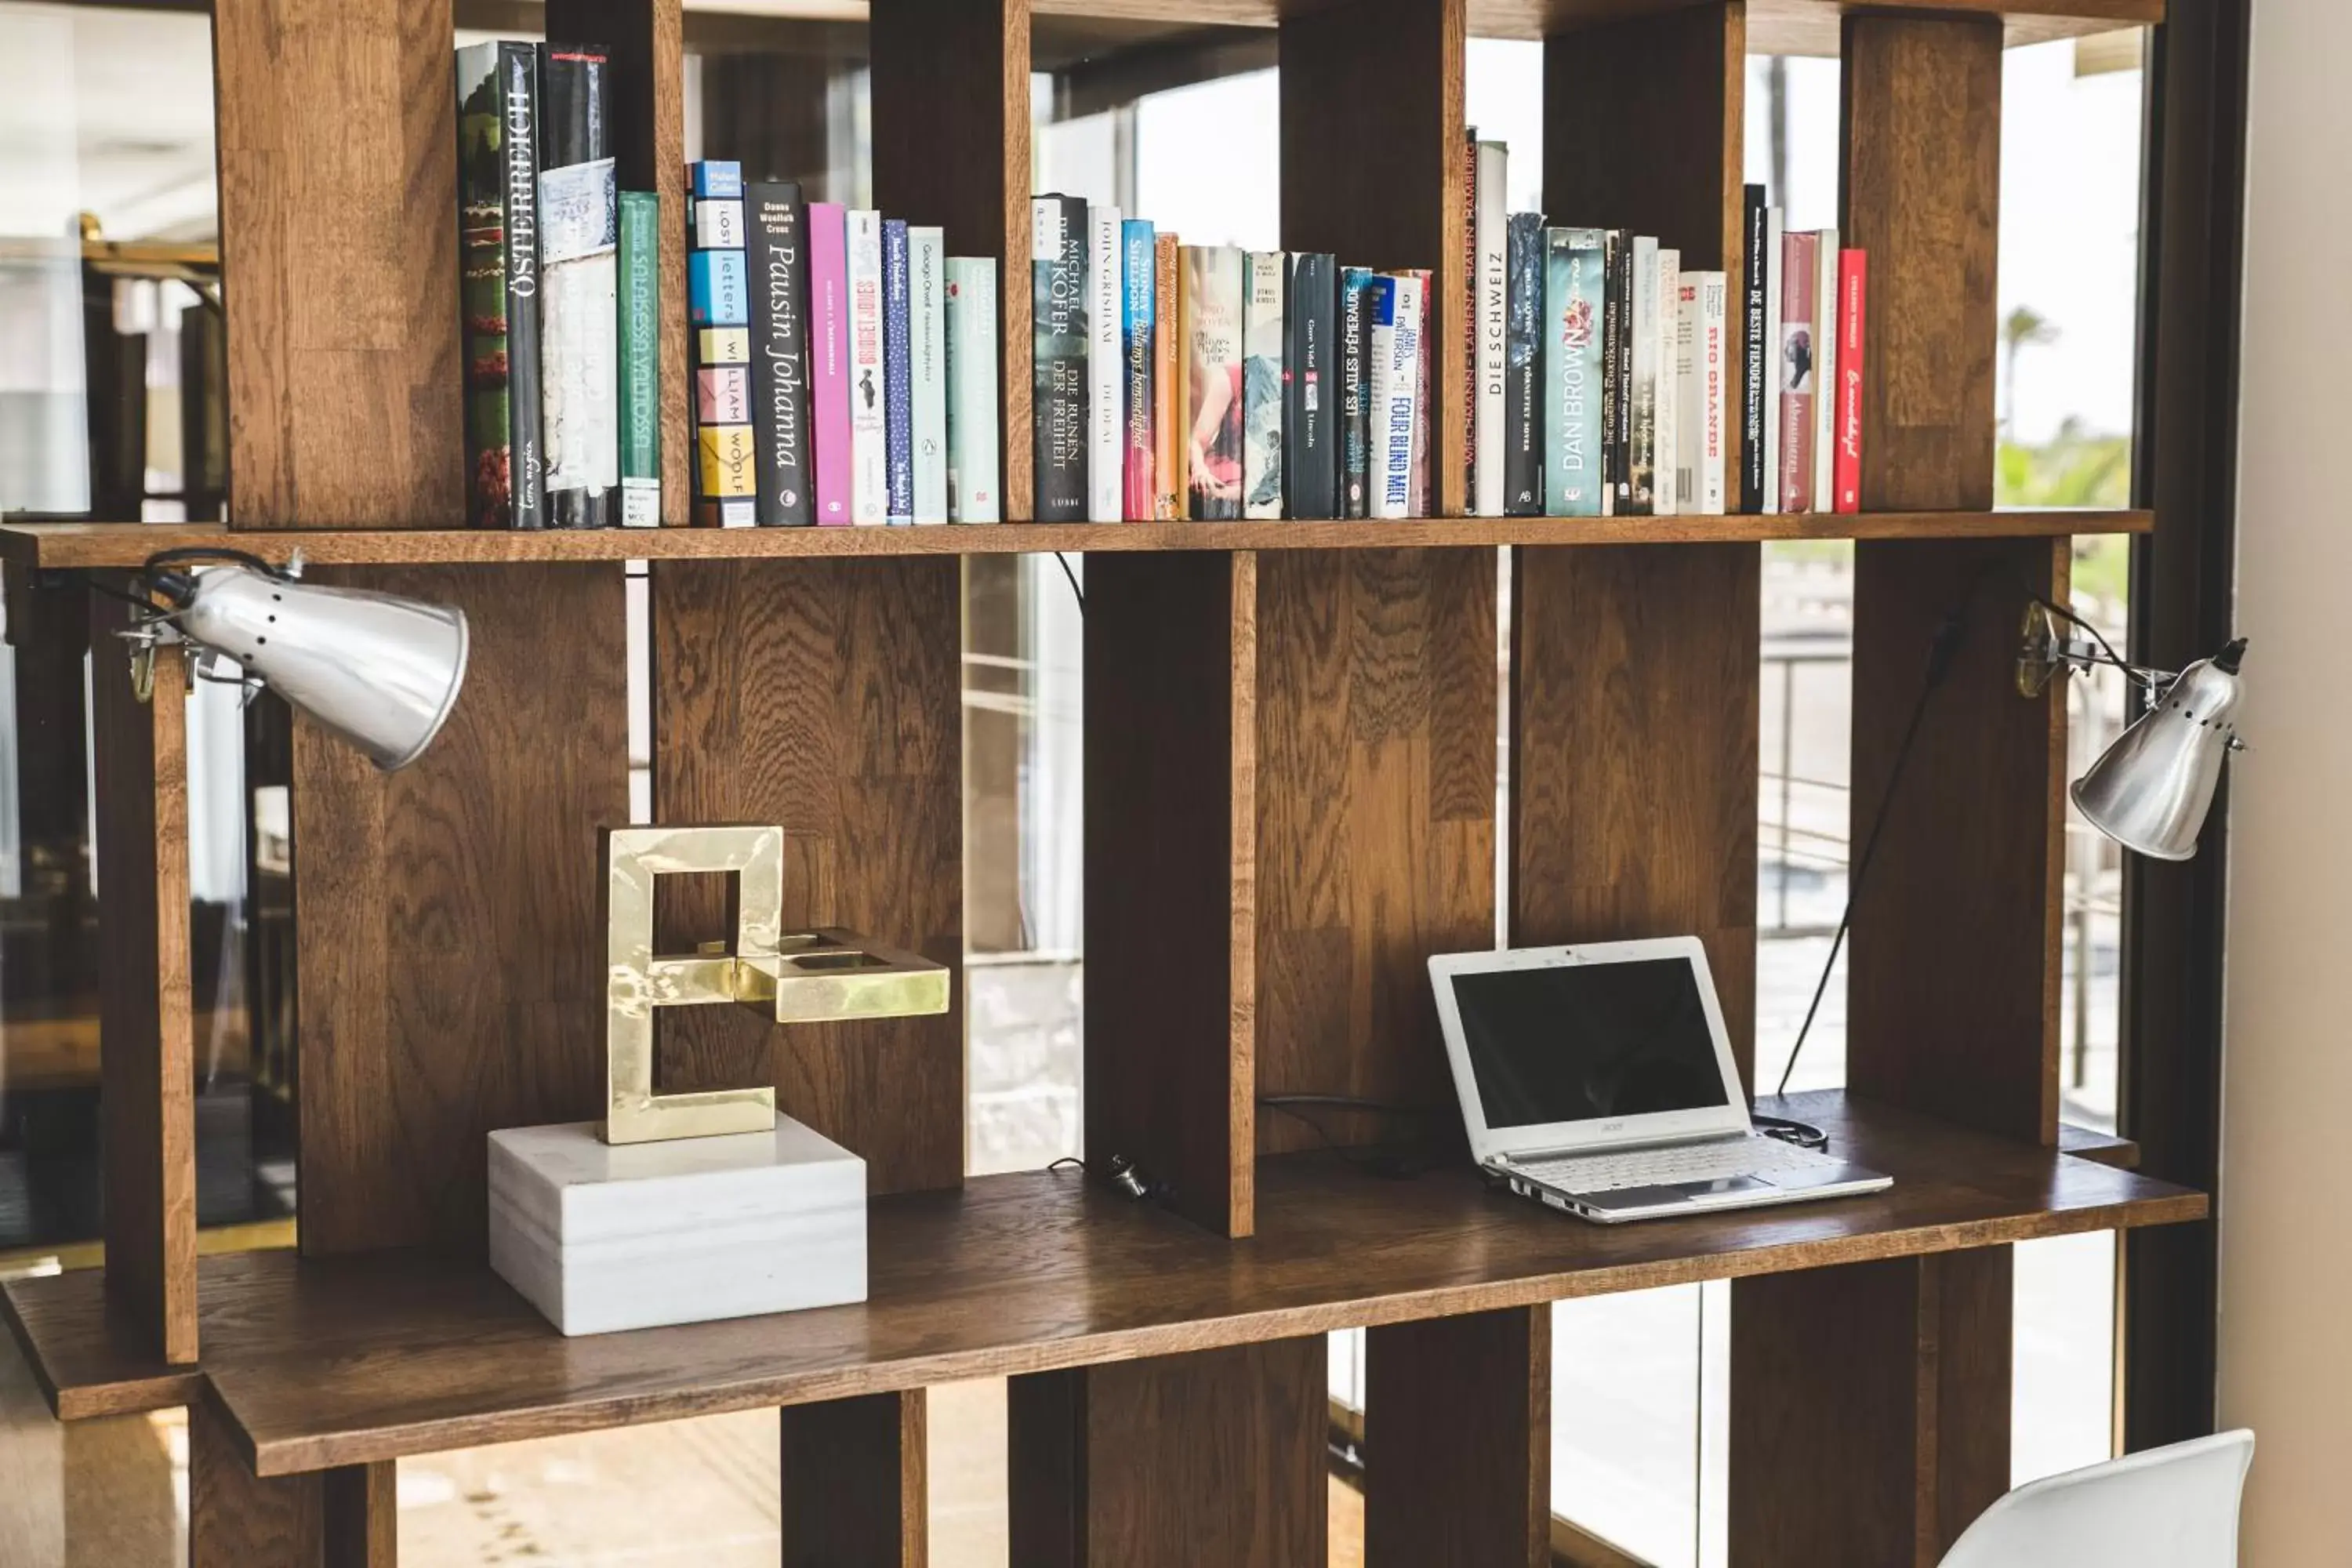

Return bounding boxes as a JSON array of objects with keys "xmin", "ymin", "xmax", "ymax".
[{"xmin": 1513, "ymin": 1137, "xmax": 1838, "ymax": 1195}]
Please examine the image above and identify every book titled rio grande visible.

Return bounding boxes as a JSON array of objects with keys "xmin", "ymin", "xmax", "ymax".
[
  {"xmin": 1544, "ymin": 227, "xmax": 1607, "ymax": 517},
  {"xmin": 455, "ymin": 41, "xmax": 544, "ymax": 530}
]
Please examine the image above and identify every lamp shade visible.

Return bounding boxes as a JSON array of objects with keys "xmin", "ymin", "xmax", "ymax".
[
  {"xmin": 172, "ymin": 564, "xmax": 470, "ymax": 771},
  {"xmin": 2071, "ymin": 639, "xmax": 2245, "ymax": 861}
]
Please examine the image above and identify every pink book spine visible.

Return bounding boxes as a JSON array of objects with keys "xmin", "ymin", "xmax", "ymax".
[
  {"xmin": 1777, "ymin": 230, "xmax": 1818, "ymax": 515},
  {"xmin": 808, "ymin": 202, "xmax": 853, "ymax": 526},
  {"xmin": 1833, "ymin": 249, "xmax": 1867, "ymax": 514}
]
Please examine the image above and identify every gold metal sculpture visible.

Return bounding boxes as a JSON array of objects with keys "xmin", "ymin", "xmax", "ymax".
[{"xmin": 602, "ymin": 825, "xmax": 949, "ymax": 1145}]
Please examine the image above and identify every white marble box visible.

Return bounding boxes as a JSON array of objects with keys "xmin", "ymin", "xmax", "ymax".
[{"xmin": 488, "ymin": 1116, "xmax": 866, "ymax": 1337}]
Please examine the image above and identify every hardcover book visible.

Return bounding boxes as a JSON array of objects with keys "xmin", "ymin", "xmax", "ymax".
[
  {"xmin": 1370, "ymin": 272, "xmax": 1424, "ymax": 521},
  {"xmin": 616, "ymin": 190, "xmax": 661, "ymax": 527},
  {"xmin": 1474, "ymin": 139, "xmax": 1508, "ymax": 517},
  {"xmin": 1762, "ymin": 205, "xmax": 1784, "ymax": 511},
  {"xmin": 1152, "ymin": 234, "xmax": 1181, "ymax": 519},
  {"xmin": 694, "ymin": 196, "xmax": 743, "ymax": 251},
  {"xmin": 1811, "ymin": 226, "xmax": 1841, "ymax": 511},
  {"xmin": 1242, "ymin": 249, "xmax": 1286, "ymax": 519},
  {"xmin": 808, "ymin": 201, "xmax": 852, "ymax": 525},
  {"xmin": 1741, "ymin": 184, "xmax": 1768, "ymax": 513},
  {"xmin": 1603, "ymin": 230, "xmax": 1627, "ymax": 514},
  {"xmin": 692, "ymin": 161, "xmax": 742, "ymax": 199},
  {"xmin": 846, "ymin": 210, "xmax": 888, "ymax": 524},
  {"xmin": 1777, "ymin": 227, "xmax": 1820, "ymax": 514},
  {"xmin": 743, "ymin": 182, "xmax": 811, "ymax": 527},
  {"xmin": 1544, "ymin": 227, "xmax": 1607, "ymax": 518},
  {"xmin": 1285, "ymin": 251, "xmax": 1337, "ymax": 521},
  {"xmin": 1654, "ymin": 247, "xmax": 1680, "ymax": 516},
  {"xmin": 1404, "ymin": 267, "xmax": 1434, "ymax": 517},
  {"xmin": 1088, "ymin": 205, "xmax": 1124, "ymax": 521},
  {"xmin": 1502, "ymin": 212, "xmax": 1543, "ymax": 516},
  {"xmin": 1679, "ymin": 271, "xmax": 1730, "ymax": 516},
  {"xmin": 910, "ymin": 227, "xmax": 948, "ymax": 523},
  {"xmin": 536, "ymin": 44, "xmax": 619, "ymax": 528},
  {"xmin": 1461, "ymin": 130, "xmax": 1478, "ymax": 505},
  {"xmin": 1181, "ymin": 245, "xmax": 1245, "ymax": 521},
  {"xmin": 1122, "ymin": 219, "xmax": 1156, "ymax": 521},
  {"xmin": 1627, "ymin": 235, "xmax": 1659, "ymax": 517},
  {"xmin": 1833, "ymin": 249, "xmax": 1867, "ymax": 514},
  {"xmin": 455, "ymin": 41, "xmax": 545, "ymax": 530},
  {"xmin": 883, "ymin": 217, "xmax": 914, "ymax": 524},
  {"xmin": 944, "ymin": 256, "xmax": 1000, "ymax": 522},
  {"xmin": 1031, "ymin": 194, "xmax": 1089, "ymax": 521},
  {"xmin": 1338, "ymin": 267, "xmax": 1374, "ymax": 519}
]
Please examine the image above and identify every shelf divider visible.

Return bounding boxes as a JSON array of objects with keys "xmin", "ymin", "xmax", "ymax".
[
  {"xmin": 779, "ymin": 1392, "xmax": 929, "ymax": 1567},
  {"xmin": 1366, "ymin": 1306, "xmax": 1552, "ymax": 1567}
]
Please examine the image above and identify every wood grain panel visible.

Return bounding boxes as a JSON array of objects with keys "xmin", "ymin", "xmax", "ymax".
[
  {"xmin": 191, "ymin": 1399, "xmax": 395, "ymax": 1567},
  {"xmin": 779, "ymin": 1392, "xmax": 927, "ymax": 1566},
  {"xmin": 1365, "ymin": 1306, "xmax": 1548, "ymax": 1568},
  {"xmin": 88, "ymin": 594, "xmax": 197, "ymax": 1364},
  {"xmin": 871, "ymin": 0, "xmax": 1033, "ymax": 517},
  {"xmin": 1011, "ymin": 1339, "xmax": 1326, "ymax": 1568},
  {"xmin": 294, "ymin": 564, "xmax": 626, "ymax": 1255},
  {"xmin": 650, "ymin": 558, "xmax": 964, "ymax": 1195},
  {"xmin": 545, "ymin": 0, "xmax": 690, "ymax": 525},
  {"xmin": 213, "ymin": 0, "xmax": 465, "ymax": 526},
  {"xmin": 321, "ymin": 1462, "xmax": 398, "ymax": 1568},
  {"xmin": 1281, "ymin": 0, "xmax": 1468, "ymax": 515},
  {"xmin": 1083, "ymin": 552, "xmax": 1254, "ymax": 1235},
  {"xmin": 1841, "ymin": 12, "xmax": 2002, "ymax": 513},
  {"xmin": 1254, "ymin": 548, "xmax": 1497, "ymax": 1152},
  {"xmin": 1730, "ymin": 1248, "xmax": 2012, "ymax": 1567}
]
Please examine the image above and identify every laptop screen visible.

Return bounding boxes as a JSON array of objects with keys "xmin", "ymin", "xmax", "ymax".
[{"xmin": 1449, "ymin": 956, "xmax": 1731, "ymax": 1130}]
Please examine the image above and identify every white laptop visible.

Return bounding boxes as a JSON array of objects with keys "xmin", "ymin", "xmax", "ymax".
[{"xmin": 1428, "ymin": 937, "xmax": 1891, "ymax": 1223}]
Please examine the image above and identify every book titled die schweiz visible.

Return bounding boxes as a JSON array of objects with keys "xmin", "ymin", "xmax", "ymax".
[
  {"xmin": 742, "ymin": 180, "xmax": 812, "ymax": 526},
  {"xmin": 1501, "ymin": 212, "xmax": 1543, "ymax": 516},
  {"xmin": 615, "ymin": 189, "xmax": 662, "ymax": 527},
  {"xmin": 1030, "ymin": 194, "xmax": 1090, "ymax": 521},
  {"xmin": 535, "ymin": 43, "xmax": 619, "ymax": 529},
  {"xmin": 1284, "ymin": 252, "xmax": 1338, "ymax": 521},
  {"xmin": 454, "ymin": 41, "xmax": 544, "ymax": 530}
]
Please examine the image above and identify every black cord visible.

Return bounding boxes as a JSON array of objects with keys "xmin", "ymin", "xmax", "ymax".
[
  {"xmin": 2031, "ymin": 592, "xmax": 2130, "ymax": 676},
  {"xmin": 1051, "ymin": 551, "xmax": 1085, "ymax": 613},
  {"xmin": 1258, "ymin": 1096, "xmax": 1443, "ymax": 1178},
  {"xmin": 1046, "ymin": 1156, "xmax": 1087, "ymax": 1173}
]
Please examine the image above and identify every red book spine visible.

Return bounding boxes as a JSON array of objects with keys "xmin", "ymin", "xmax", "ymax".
[
  {"xmin": 1833, "ymin": 249, "xmax": 1867, "ymax": 514},
  {"xmin": 1461, "ymin": 131, "xmax": 1478, "ymax": 509}
]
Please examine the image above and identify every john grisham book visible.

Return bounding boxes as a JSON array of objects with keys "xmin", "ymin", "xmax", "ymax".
[
  {"xmin": 455, "ymin": 41, "xmax": 544, "ymax": 530},
  {"xmin": 535, "ymin": 43, "xmax": 619, "ymax": 528}
]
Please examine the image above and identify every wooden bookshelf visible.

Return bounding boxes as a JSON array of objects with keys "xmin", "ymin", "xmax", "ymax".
[{"xmin": 47, "ymin": 0, "xmax": 2195, "ymax": 1562}]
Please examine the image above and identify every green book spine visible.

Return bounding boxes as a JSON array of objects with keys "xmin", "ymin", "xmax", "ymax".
[{"xmin": 617, "ymin": 190, "xmax": 662, "ymax": 527}]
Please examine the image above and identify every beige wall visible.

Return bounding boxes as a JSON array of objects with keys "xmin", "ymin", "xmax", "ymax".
[{"xmin": 2217, "ymin": 0, "xmax": 2352, "ymax": 1559}]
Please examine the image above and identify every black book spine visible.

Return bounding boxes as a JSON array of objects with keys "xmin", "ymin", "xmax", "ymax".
[
  {"xmin": 1602, "ymin": 230, "xmax": 1627, "ymax": 512},
  {"xmin": 1338, "ymin": 269, "xmax": 1371, "ymax": 518},
  {"xmin": 1284, "ymin": 252, "xmax": 1338, "ymax": 520},
  {"xmin": 745, "ymin": 181, "xmax": 812, "ymax": 526},
  {"xmin": 457, "ymin": 43, "xmax": 545, "ymax": 529},
  {"xmin": 1031, "ymin": 194, "xmax": 1090, "ymax": 521},
  {"xmin": 537, "ymin": 43, "xmax": 616, "ymax": 529},
  {"xmin": 1740, "ymin": 183, "xmax": 1768, "ymax": 513},
  {"xmin": 1502, "ymin": 212, "xmax": 1543, "ymax": 517}
]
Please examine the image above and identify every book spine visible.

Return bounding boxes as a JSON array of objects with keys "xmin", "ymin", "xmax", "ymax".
[
  {"xmin": 1834, "ymin": 249, "xmax": 1867, "ymax": 514},
  {"xmin": 1777, "ymin": 228, "xmax": 1818, "ymax": 514},
  {"xmin": 846, "ymin": 210, "xmax": 888, "ymax": 524},
  {"xmin": 535, "ymin": 44, "xmax": 618, "ymax": 528},
  {"xmin": 1032, "ymin": 195, "xmax": 1090, "ymax": 521},
  {"xmin": 1242, "ymin": 249, "xmax": 1286, "ymax": 519},
  {"xmin": 1603, "ymin": 230, "xmax": 1628, "ymax": 515},
  {"xmin": 1474, "ymin": 140, "xmax": 1508, "ymax": 517},
  {"xmin": 743, "ymin": 181, "xmax": 811, "ymax": 528},
  {"xmin": 807, "ymin": 201, "xmax": 853, "ymax": 525},
  {"xmin": 615, "ymin": 190, "xmax": 662, "ymax": 527},
  {"xmin": 1503, "ymin": 212, "xmax": 1543, "ymax": 517},
  {"xmin": 1628, "ymin": 235, "xmax": 1658, "ymax": 517},
  {"xmin": 1339, "ymin": 267, "xmax": 1373, "ymax": 519},
  {"xmin": 1182, "ymin": 245, "xmax": 1245, "ymax": 521},
  {"xmin": 687, "ymin": 160, "xmax": 753, "ymax": 528},
  {"xmin": 1121, "ymin": 219, "xmax": 1156, "ymax": 521},
  {"xmin": 1406, "ymin": 267, "xmax": 1433, "ymax": 516},
  {"xmin": 1696, "ymin": 272, "xmax": 1730, "ymax": 515},
  {"xmin": 1152, "ymin": 234, "xmax": 1181, "ymax": 519},
  {"xmin": 1762, "ymin": 205, "xmax": 1784, "ymax": 511},
  {"xmin": 1085, "ymin": 205, "xmax": 1123, "ymax": 521},
  {"xmin": 456, "ymin": 42, "xmax": 546, "ymax": 530},
  {"xmin": 1740, "ymin": 183, "xmax": 1767, "ymax": 513},
  {"xmin": 1544, "ymin": 227, "xmax": 1606, "ymax": 517},
  {"xmin": 881, "ymin": 219, "xmax": 914, "ymax": 523},
  {"xmin": 1285, "ymin": 252, "xmax": 1337, "ymax": 521},
  {"xmin": 1812, "ymin": 225, "xmax": 1839, "ymax": 511},
  {"xmin": 1655, "ymin": 247, "xmax": 1679, "ymax": 516},
  {"xmin": 1374, "ymin": 274, "xmax": 1425, "ymax": 520},
  {"xmin": 944, "ymin": 256, "xmax": 1001, "ymax": 522},
  {"xmin": 909, "ymin": 227, "xmax": 947, "ymax": 523},
  {"xmin": 1675, "ymin": 272, "xmax": 1699, "ymax": 518},
  {"xmin": 1461, "ymin": 130, "xmax": 1479, "ymax": 506}
]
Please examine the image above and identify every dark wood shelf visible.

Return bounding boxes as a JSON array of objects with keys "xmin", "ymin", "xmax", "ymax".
[
  {"xmin": 2, "ymin": 1091, "xmax": 2199, "ymax": 1475},
  {"xmin": 0, "ymin": 509, "xmax": 2147, "ymax": 570}
]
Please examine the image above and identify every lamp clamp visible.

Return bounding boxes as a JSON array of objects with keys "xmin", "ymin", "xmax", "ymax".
[{"xmin": 2016, "ymin": 601, "xmax": 2177, "ymax": 708}]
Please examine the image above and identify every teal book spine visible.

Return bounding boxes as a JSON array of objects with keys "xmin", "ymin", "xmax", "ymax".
[
  {"xmin": 1543, "ymin": 227, "xmax": 1607, "ymax": 517},
  {"xmin": 616, "ymin": 190, "xmax": 661, "ymax": 527}
]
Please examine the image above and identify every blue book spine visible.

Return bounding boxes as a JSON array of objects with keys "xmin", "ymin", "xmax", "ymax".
[
  {"xmin": 882, "ymin": 219, "xmax": 914, "ymax": 523},
  {"xmin": 1120, "ymin": 219, "xmax": 1155, "ymax": 521},
  {"xmin": 1544, "ymin": 227, "xmax": 1607, "ymax": 517},
  {"xmin": 690, "ymin": 160, "xmax": 742, "ymax": 199},
  {"xmin": 689, "ymin": 249, "xmax": 748, "ymax": 328}
]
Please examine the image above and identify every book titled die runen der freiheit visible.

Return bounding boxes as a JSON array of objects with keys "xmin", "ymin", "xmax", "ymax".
[
  {"xmin": 1338, "ymin": 267, "xmax": 1374, "ymax": 519},
  {"xmin": 807, "ymin": 201, "xmax": 852, "ymax": 525},
  {"xmin": 615, "ymin": 190, "xmax": 662, "ymax": 527},
  {"xmin": 1285, "ymin": 252, "xmax": 1337, "ymax": 521},
  {"xmin": 909, "ymin": 227, "xmax": 947, "ymax": 524},
  {"xmin": 455, "ymin": 41, "xmax": 545, "ymax": 530},
  {"xmin": 1832, "ymin": 249, "xmax": 1868, "ymax": 514},
  {"xmin": 846, "ymin": 209, "xmax": 888, "ymax": 525},
  {"xmin": 1087, "ymin": 205, "xmax": 1124, "ymax": 521},
  {"xmin": 742, "ymin": 180, "xmax": 811, "ymax": 527},
  {"xmin": 1152, "ymin": 234, "xmax": 1181, "ymax": 519},
  {"xmin": 1120, "ymin": 218, "xmax": 1156, "ymax": 521},
  {"xmin": 1241, "ymin": 250, "xmax": 1285, "ymax": 520},
  {"xmin": 943, "ymin": 256, "xmax": 1000, "ymax": 521},
  {"xmin": 1810, "ymin": 225, "xmax": 1841, "ymax": 512},
  {"xmin": 1544, "ymin": 227, "xmax": 1606, "ymax": 518},
  {"xmin": 536, "ymin": 44, "xmax": 619, "ymax": 529},
  {"xmin": 882, "ymin": 217, "xmax": 915, "ymax": 524},
  {"xmin": 1502, "ymin": 212, "xmax": 1543, "ymax": 516},
  {"xmin": 1654, "ymin": 246, "xmax": 1680, "ymax": 516},
  {"xmin": 1369, "ymin": 273, "xmax": 1423, "ymax": 521},
  {"xmin": 1741, "ymin": 184, "xmax": 1769, "ymax": 513},
  {"xmin": 1031, "ymin": 194, "xmax": 1089, "ymax": 521},
  {"xmin": 1181, "ymin": 245, "xmax": 1244, "ymax": 521},
  {"xmin": 688, "ymin": 161, "xmax": 753, "ymax": 528},
  {"xmin": 1777, "ymin": 227, "xmax": 1820, "ymax": 515},
  {"xmin": 1473, "ymin": 138, "xmax": 1508, "ymax": 517}
]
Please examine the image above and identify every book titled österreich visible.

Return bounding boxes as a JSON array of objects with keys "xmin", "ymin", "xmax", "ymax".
[
  {"xmin": 455, "ymin": 41, "xmax": 545, "ymax": 530},
  {"xmin": 1832, "ymin": 249, "xmax": 1867, "ymax": 514}
]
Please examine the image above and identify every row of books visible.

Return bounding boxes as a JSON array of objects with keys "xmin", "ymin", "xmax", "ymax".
[
  {"xmin": 1743, "ymin": 184, "xmax": 1868, "ymax": 515},
  {"xmin": 685, "ymin": 162, "xmax": 1000, "ymax": 527}
]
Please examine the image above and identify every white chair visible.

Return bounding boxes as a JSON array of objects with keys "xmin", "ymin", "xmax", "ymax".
[{"xmin": 1939, "ymin": 1431, "xmax": 2256, "ymax": 1568}]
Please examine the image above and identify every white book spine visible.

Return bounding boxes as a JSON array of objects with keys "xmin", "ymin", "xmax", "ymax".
[
  {"xmin": 1655, "ymin": 247, "xmax": 1680, "ymax": 516},
  {"xmin": 1697, "ymin": 273, "xmax": 1729, "ymax": 515},
  {"xmin": 1242, "ymin": 249, "xmax": 1287, "ymax": 519},
  {"xmin": 846, "ymin": 209, "xmax": 888, "ymax": 525},
  {"xmin": 1087, "ymin": 205, "xmax": 1124, "ymax": 521},
  {"xmin": 1631, "ymin": 236, "xmax": 1659, "ymax": 516},
  {"xmin": 1371, "ymin": 276, "xmax": 1422, "ymax": 520},
  {"xmin": 1762, "ymin": 207, "xmax": 1784, "ymax": 513},
  {"xmin": 909, "ymin": 227, "xmax": 949, "ymax": 523},
  {"xmin": 1812, "ymin": 226, "xmax": 1839, "ymax": 512},
  {"xmin": 945, "ymin": 257, "xmax": 1001, "ymax": 522},
  {"xmin": 1474, "ymin": 140, "xmax": 1508, "ymax": 517},
  {"xmin": 1676, "ymin": 275, "xmax": 1700, "ymax": 515}
]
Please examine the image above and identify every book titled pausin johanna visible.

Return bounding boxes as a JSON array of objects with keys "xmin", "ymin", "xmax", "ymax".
[{"xmin": 742, "ymin": 180, "xmax": 811, "ymax": 527}]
